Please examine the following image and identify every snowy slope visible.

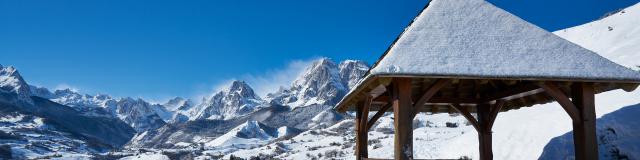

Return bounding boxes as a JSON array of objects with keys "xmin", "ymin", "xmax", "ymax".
[
  {"xmin": 540, "ymin": 103, "xmax": 640, "ymax": 160},
  {"xmin": 205, "ymin": 121, "xmax": 277, "ymax": 148},
  {"xmin": 554, "ymin": 2, "xmax": 640, "ymax": 70}
]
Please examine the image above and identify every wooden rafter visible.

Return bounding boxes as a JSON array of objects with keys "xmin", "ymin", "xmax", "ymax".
[
  {"xmin": 450, "ymin": 104, "xmax": 480, "ymax": 131},
  {"xmin": 367, "ymin": 103, "xmax": 391, "ymax": 131},
  {"xmin": 413, "ymin": 79, "xmax": 452, "ymax": 108},
  {"xmin": 374, "ymin": 96, "xmax": 478, "ymax": 105},
  {"xmin": 538, "ymin": 82, "xmax": 581, "ymax": 121},
  {"xmin": 480, "ymin": 83, "xmax": 543, "ymax": 103},
  {"xmin": 487, "ymin": 100, "xmax": 505, "ymax": 129}
]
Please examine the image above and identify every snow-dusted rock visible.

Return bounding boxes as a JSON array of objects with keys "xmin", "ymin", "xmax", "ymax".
[
  {"xmin": 189, "ymin": 81, "xmax": 266, "ymax": 120},
  {"xmin": 114, "ymin": 98, "xmax": 169, "ymax": 132},
  {"xmin": 267, "ymin": 58, "xmax": 368, "ymax": 110},
  {"xmin": 0, "ymin": 65, "xmax": 33, "ymax": 104}
]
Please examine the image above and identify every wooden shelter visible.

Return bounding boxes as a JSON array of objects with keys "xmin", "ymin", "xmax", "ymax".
[{"xmin": 333, "ymin": 0, "xmax": 640, "ymax": 159}]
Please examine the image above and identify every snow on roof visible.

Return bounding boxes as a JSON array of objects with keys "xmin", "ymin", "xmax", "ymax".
[{"xmin": 368, "ymin": 0, "xmax": 640, "ymax": 82}]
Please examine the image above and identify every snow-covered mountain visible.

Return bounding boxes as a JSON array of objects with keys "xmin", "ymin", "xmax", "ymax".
[
  {"xmin": 28, "ymin": 86, "xmax": 172, "ymax": 132},
  {"xmin": 188, "ymin": 81, "xmax": 267, "ymax": 120},
  {"xmin": 266, "ymin": 58, "xmax": 368, "ymax": 109},
  {"xmin": 124, "ymin": 58, "xmax": 367, "ymax": 152},
  {"xmin": 0, "ymin": 65, "xmax": 33, "ymax": 104},
  {"xmin": 113, "ymin": 98, "xmax": 170, "ymax": 132}
]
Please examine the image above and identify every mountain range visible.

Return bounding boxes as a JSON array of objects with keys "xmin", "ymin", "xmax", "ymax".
[{"xmin": 0, "ymin": 58, "xmax": 369, "ymax": 159}]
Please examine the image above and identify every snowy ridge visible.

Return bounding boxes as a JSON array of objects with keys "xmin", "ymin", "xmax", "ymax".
[{"xmin": 554, "ymin": 2, "xmax": 640, "ymax": 69}]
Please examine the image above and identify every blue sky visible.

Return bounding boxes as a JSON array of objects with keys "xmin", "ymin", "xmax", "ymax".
[{"xmin": 1, "ymin": 0, "xmax": 638, "ymax": 102}]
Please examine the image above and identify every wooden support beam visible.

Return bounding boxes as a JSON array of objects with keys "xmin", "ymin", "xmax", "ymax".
[
  {"xmin": 355, "ymin": 102, "xmax": 363, "ymax": 158},
  {"xmin": 356, "ymin": 96, "xmax": 372, "ymax": 159},
  {"xmin": 487, "ymin": 100, "xmax": 505, "ymax": 129},
  {"xmin": 480, "ymin": 83, "xmax": 543, "ymax": 103},
  {"xmin": 571, "ymin": 83, "xmax": 598, "ymax": 160},
  {"xmin": 477, "ymin": 104, "xmax": 493, "ymax": 160},
  {"xmin": 476, "ymin": 101, "xmax": 504, "ymax": 160},
  {"xmin": 374, "ymin": 96, "xmax": 479, "ymax": 105},
  {"xmin": 413, "ymin": 79, "xmax": 452, "ymax": 108},
  {"xmin": 450, "ymin": 104, "xmax": 480, "ymax": 131},
  {"xmin": 367, "ymin": 103, "xmax": 391, "ymax": 131},
  {"xmin": 538, "ymin": 82, "xmax": 581, "ymax": 121},
  {"xmin": 392, "ymin": 78, "xmax": 414, "ymax": 160}
]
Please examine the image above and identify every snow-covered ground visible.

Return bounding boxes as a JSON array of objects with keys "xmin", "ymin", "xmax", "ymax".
[
  {"xmin": 119, "ymin": 153, "xmax": 170, "ymax": 160},
  {"xmin": 224, "ymin": 86, "xmax": 639, "ymax": 159}
]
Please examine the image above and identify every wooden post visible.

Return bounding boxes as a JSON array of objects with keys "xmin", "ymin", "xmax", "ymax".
[
  {"xmin": 475, "ymin": 100, "xmax": 504, "ymax": 160},
  {"xmin": 477, "ymin": 104, "xmax": 493, "ymax": 160},
  {"xmin": 541, "ymin": 82, "xmax": 599, "ymax": 160},
  {"xmin": 355, "ymin": 102, "xmax": 362, "ymax": 159},
  {"xmin": 392, "ymin": 78, "xmax": 413, "ymax": 160},
  {"xmin": 357, "ymin": 96, "xmax": 372, "ymax": 159},
  {"xmin": 571, "ymin": 82, "xmax": 598, "ymax": 160}
]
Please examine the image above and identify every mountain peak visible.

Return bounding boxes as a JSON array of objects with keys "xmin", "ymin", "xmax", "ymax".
[
  {"xmin": 226, "ymin": 80, "xmax": 257, "ymax": 98},
  {"xmin": 265, "ymin": 58, "xmax": 370, "ymax": 109},
  {"xmin": 188, "ymin": 81, "xmax": 265, "ymax": 120},
  {"xmin": 0, "ymin": 65, "xmax": 32, "ymax": 103}
]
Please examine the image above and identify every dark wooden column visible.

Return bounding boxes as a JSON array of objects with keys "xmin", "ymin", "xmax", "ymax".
[
  {"xmin": 477, "ymin": 104, "xmax": 493, "ymax": 160},
  {"xmin": 475, "ymin": 100, "xmax": 504, "ymax": 160},
  {"xmin": 571, "ymin": 82, "xmax": 598, "ymax": 160},
  {"xmin": 539, "ymin": 82, "xmax": 598, "ymax": 160},
  {"xmin": 354, "ymin": 102, "xmax": 363, "ymax": 159},
  {"xmin": 356, "ymin": 96, "xmax": 372, "ymax": 159},
  {"xmin": 392, "ymin": 78, "xmax": 413, "ymax": 160}
]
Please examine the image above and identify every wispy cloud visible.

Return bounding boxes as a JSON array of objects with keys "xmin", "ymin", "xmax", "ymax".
[
  {"xmin": 242, "ymin": 58, "xmax": 316, "ymax": 97},
  {"xmin": 164, "ymin": 58, "xmax": 317, "ymax": 103}
]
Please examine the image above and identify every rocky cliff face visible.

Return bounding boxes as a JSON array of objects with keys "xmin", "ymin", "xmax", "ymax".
[
  {"xmin": 266, "ymin": 58, "xmax": 368, "ymax": 109},
  {"xmin": 0, "ymin": 65, "xmax": 33, "ymax": 104}
]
